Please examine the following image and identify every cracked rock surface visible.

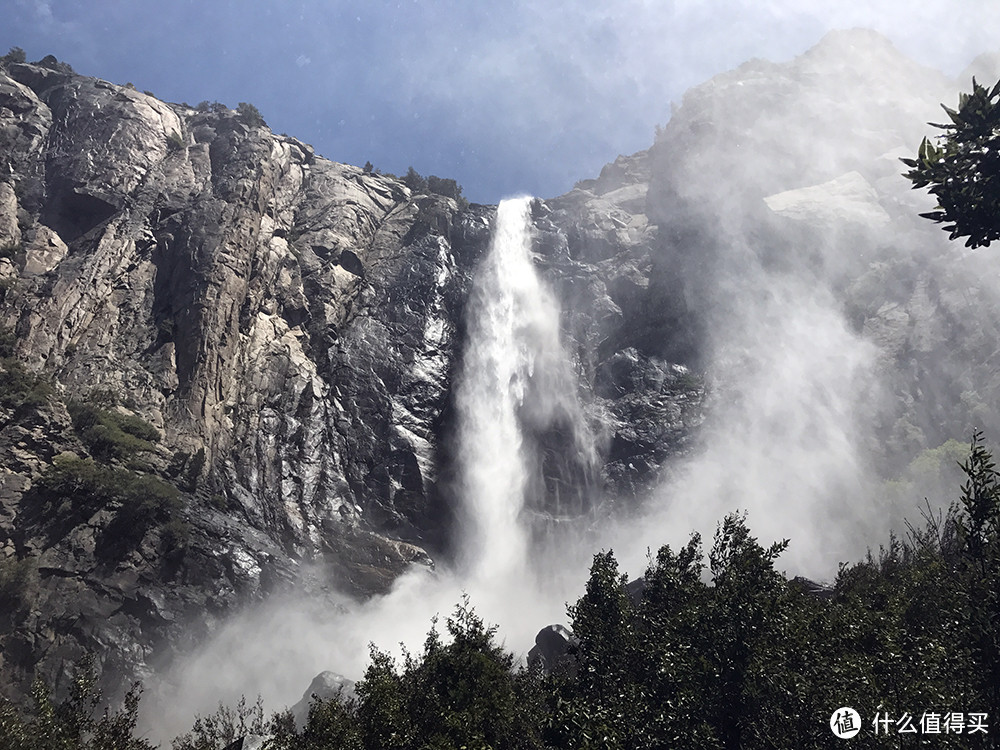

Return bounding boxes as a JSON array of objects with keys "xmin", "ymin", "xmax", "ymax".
[{"xmin": 0, "ymin": 60, "xmax": 701, "ymax": 701}]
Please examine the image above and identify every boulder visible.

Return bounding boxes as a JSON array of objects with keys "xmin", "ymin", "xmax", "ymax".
[
  {"xmin": 527, "ymin": 624, "xmax": 579, "ymax": 675},
  {"xmin": 290, "ymin": 670, "xmax": 356, "ymax": 728}
]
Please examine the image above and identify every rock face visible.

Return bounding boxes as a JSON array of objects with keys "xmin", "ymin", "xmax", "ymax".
[
  {"xmin": 0, "ymin": 57, "xmax": 701, "ymax": 702},
  {"xmin": 0, "ymin": 60, "xmax": 499, "ymax": 700},
  {"xmin": 290, "ymin": 671, "xmax": 356, "ymax": 728},
  {"xmin": 527, "ymin": 624, "xmax": 579, "ymax": 676},
  {"xmin": 2, "ymin": 30, "xmax": 999, "ymax": 708}
]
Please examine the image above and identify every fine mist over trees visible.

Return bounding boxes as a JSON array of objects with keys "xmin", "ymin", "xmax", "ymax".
[{"xmin": 2, "ymin": 435, "xmax": 999, "ymax": 748}]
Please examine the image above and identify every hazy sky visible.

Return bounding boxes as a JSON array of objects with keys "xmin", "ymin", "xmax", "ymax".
[{"xmin": 3, "ymin": 0, "xmax": 1000, "ymax": 203}]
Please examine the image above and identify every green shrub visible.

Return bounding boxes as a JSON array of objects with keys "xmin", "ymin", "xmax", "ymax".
[
  {"xmin": 236, "ymin": 101, "xmax": 266, "ymax": 127},
  {"xmin": 426, "ymin": 174, "xmax": 464, "ymax": 203},
  {"xmin": 269, "ymin": 699, "xmax": 360, "ymax": 750},
  {"xmin": 0, "ymin": 657, "xmax": 153, "ymax": 750},
  {"xmin": 160, "ymin": 517, "xmax": 192, "ymax": 552},
  {"xmin": 67, "ymin": 400, "xmax": 160, "ymax": 460},
  {"xmin": 403, "ymin": 167, "xmax": 468, "ymax": 207},
  {"xmin": 403, "ymin": 166, "xmax": 427, "ymax": 193},
  {"xmin": 0, "ymin": 556, "xmax": 36, "ymax": 614},
  {"xmin": 208, "ymin": 493, "xmax": 228, "ymax": 511},
  {"xmin": 30, "ymin": 453, "xmax": 185, "ymax": 558},
  {"xmin": 1, "ymin": 47, "xmax": 25, "ymax": 65},
  {"xmin": 171, "ymin": 695, "xmax": 268, "ymax": 750},
  {"xmin": 167, "ymin": 130, "xmax": 185, "ymax": 151},
  {"xmin": 0, "ymin": 358, "xmax": 53, "ymax": 409},
  {"xmin": 30, "ymin": 454, "xmax": 120, "ymax": 535},
  {"xmin": 353, "ymin": 597, "xmax": 545, "ymax": 750},
  {"xmin": 97, "ymin": 471, "xmax": 184, "ymax": 560},
  {"xmin": 903, "ymin": 78, "xmax": 1000, "ymax": 248}
]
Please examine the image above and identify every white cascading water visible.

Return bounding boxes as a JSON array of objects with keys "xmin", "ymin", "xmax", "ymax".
[
  {"xmin": 455, "ymin": 196, "xmax": 584, "ymax": 579},
  {"xmin": 147, "ymin": 197, "xmax": 596, "ymax": 743}
]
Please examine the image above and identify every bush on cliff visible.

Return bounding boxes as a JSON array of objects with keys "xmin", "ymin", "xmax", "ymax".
[
  {"xmin": 0, "ymin": 47, "xmax": 25, "ymax": 66},
  {"xmin": 0, "ymin": 658, "xmax": 151, "ymax": 750},
  {"xmin": 67, "ymin": 400, "xmax": 160, "ymax": 461}
]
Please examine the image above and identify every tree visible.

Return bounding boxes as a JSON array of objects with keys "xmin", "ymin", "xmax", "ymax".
[
  {"xmin": 902, "ymin": 78, "xmax": 1000, "ymax": 248},
  {"xmin": 236, "ymin": 101, "xmax": 266, "ymax": 128},
  {"xmin": 705, "ymin": 514, "xmax": 789, "ymax": 750},
  {"xmin": 953, "ymin": 431, "xmax": 1000, "ymax": 722},
  {"xmin": 426, "ymin": 175, "xmax": 463, "ymax": 202},
  {"xmin": 171, "ymin": 695, "xmax": 269, "ymax": 750},
  {"xmin": 0, "ymin": 657, "xmax": 153, "ymax": 750},
  {"xmin": 1, "ymin": 47, "xmax": 26, "ymax": 65},
  {"xmin": 556, "ymin": 550, "xmax": 637, "ymax": 749},
  {"xmin": 403, "ymin": 166, "xmax": 427, "ymax": 193},
  {"xmin": 354, "ymin": 598, "xmax": 545, "ymax": 750}
]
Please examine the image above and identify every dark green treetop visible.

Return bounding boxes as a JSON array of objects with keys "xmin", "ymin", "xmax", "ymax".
[{"xmin": 903, "ymin": 78, "xmax": 1000, "ymax": 248}]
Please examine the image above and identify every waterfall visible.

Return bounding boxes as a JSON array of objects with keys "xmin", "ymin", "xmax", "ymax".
[
  {"xmin": 455, "ymin": 196, "xmax": 594, "ymax": 579},
  {"xmin": 148, "ymin": 198, "xmax": 601, "ymax": 741}
]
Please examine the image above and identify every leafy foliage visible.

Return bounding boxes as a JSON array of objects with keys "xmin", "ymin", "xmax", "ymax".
[
  {"xmin": 170, "ymin": 696, "xmax": 268, "ymax": 750},
  {"xmin": 1, "ymin": 47, "xmax": 26, "ymax": 65},
  {"xmin": 903, "ymin": 77, "xmax": 1000, "ymax": 247},
  {"xmin": 546, "ymin": 487, "xmax": 999, "ymax": 749},
  {"xmin": 953, "ymin": 430, "xmax": 1000, "ymax": 723},
  {"xmin": 29, "ymin": 453, "xmax": 184, "ymax": 558},
  {"xmin": 236, "ymin": 101, "xmax": 266, "ymax": 127},
  {"xmin": 353, "ymin": 597, "xmax": 545, "ymax": 750},
  {"xmin": 67, "ymin": 400, "xmax": 160, "ymax": 461},
  {"xmin": 10, "ymin": 436, "xmax": 1000, "ymax": 747},
  {"xmin": 0, "ymin": 657, "xmax": 152, "ymax": 750},
  {"xmin": 403, "ymin": 166, "xmax": 428, "ymax": 193},
  {"xmin": 402, "ymin": 166, "xmax": 468, "ymax": 207},
  {"xmin": 0, "ymin": 358, "xmax": 53, "ymax": 409}
]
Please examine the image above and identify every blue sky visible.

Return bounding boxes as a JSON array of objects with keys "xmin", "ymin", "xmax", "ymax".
[{"xmin": 3, "ymin": 0, "xmax": 1000, "ymax": 203}]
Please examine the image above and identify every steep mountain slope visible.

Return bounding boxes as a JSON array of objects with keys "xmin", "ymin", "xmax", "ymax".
[
  {"xmin": 641, "ymin": 29, "xmax": 1000, "ymax": 475},
  {"xmin": 0, "ymin": 54, "xmax": 700, "ymax": 701},
  {"xmin": 0, "ymin": 58, "xmax": 496, "ymax": 699},
  {"xmin": 3, "ymin": 28, "xmax": 1000, "ymax": 712}
]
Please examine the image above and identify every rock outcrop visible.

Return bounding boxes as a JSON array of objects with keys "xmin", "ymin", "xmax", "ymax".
[
  {"xmin": 0, "ymin": 59, "xmax": 496, "ymax": 700},
  {"xmin": 290, "ymin": 671, "xmax": 356, "ymax": 728}
]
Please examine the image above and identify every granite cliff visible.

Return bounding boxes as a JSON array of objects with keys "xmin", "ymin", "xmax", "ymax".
[
  {"xmin": 2, "ymin": 29, "xmax": 1000, "ymax": 710},
  {"xmin": 0, "ymin": 52, "xmax": 700, "ymax": 701}
]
